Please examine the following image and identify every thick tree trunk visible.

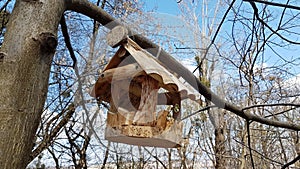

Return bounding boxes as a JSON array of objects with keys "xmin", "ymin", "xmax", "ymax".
[
  {"xmin": 208, "ymin": 108, "xmax": 227, "ymax": 169},
  {"xmin": 215, "ymin": 126, "xmax": 226, "ymax": 169},
  {"xmin": 0, "ymin": 0, "xmax": 65, "ymax": 168}
]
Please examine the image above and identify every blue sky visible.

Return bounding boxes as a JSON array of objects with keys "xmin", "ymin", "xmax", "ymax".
[
  {"xmin": 142, "ymin": 0, "xmax": 180, "ymax": 14},
  {"xmin": 141, "ymin": 0, "xmax": 300, "ymax": 77}
]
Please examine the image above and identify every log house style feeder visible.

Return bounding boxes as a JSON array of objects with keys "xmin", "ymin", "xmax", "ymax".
[{"xmin": 91, "ymin": 26, "xmax": 197, "ymax": 148}]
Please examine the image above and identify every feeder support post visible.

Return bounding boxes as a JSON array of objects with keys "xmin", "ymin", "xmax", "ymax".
[{"xmin": 106, "ymin": 25, "xmax": 129, "ymax": 48}]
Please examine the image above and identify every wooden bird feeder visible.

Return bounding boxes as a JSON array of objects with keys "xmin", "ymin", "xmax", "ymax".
[{"xmin": 91, "ymin": 26, "xmax": 197, "ymax": 148}]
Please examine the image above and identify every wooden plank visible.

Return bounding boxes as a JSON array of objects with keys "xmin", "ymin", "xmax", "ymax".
[
  {"xmin": 99, "ymin": 63, "xmax": 144, "ymax": 83},
  {"xmin": 124, "ymin": 38, "xmax": 182, "ymax": 93},
  {"xmin": 123, "ymin": 38, "xmax": 199, "ymax": 102},
  {"xmin": 106, "ymin": 25, "xmax": 128, "ymax": 48},
  {"xmin": 108, "ymin": 83, "xmax": 137, "ymax": 127},
  {"xmin": 105, "ymin": 121, "xmax": 183, "ymax": 148},
  {"xmin": 133, "ymin": 76, "xmax": 159, "ymax": 126},
  {"xmin": 94, "ymin": 77, "xmax": 181, "ymax": 106},
  {"xmin": 156, "ymin": 110, "xmax": 169, "ymax": 130},
  {"xmin": 93, "ymin": 63, "xmax": 143, "ymax": 101},
  {"xmin": 124, "ymin": 38, "xmax": 200, "ymax": 101},
  {"xmin": 103, "ymin": 46, "xmax": 127, "ymax": 71},
  {"xmin": 107, "ymin": 112, "xmax": 118, "ymax": 127}
]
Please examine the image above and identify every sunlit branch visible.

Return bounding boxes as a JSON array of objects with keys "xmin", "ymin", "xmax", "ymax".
[{"xmin": 242, "ymin": 103, "xmax": 300, "ymax": 111}]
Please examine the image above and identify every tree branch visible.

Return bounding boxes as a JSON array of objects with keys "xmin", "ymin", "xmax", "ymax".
[
  {"xmin": 242, "ymin": 103, "xmax": 300, "ymax": 111},
  {"xmin": 30, "ymin": 103, "xmax": 76, "ymax": 161},
  {"xmin": 281, "ymin": 155, "xmax": 300, "ymax": 169},
  {"xmin": 60, "ymin": 14, "xmax": 77, "ymax": 68},
  {"xmin": 245, "ymin": 0, "xmax": 300, "ymax": 45},
  {"xmin": 233, "ymin": 138, "xmax": 283, "ymax": 166},
  {"xmin": 247, "ymin": 121, "xmax": 255, "ymax": 169},
  {"xmin": 243, "ymin": 0, "xmax": 300, "ymax": 11},
  {"xmin": 0, "ymin": 0, "xmax": 12, "ymax": 12},
  {"xmin": 193, "ymin": 0, "xmax": 237, "ymax": 74},
  {"xmin": 64, "ymin": 0, "xmax": 300, "ymax": 131},
  {"xmin": 144, "ymin": 148, "xmax": 167, "ymax": 169},
  {"xmin": 177, "ymin": 0, "xmax": 183, "ymax": 4},
  {"xmin": 181, "ymin": 105, "xmax": 217, "ymax": 121}
]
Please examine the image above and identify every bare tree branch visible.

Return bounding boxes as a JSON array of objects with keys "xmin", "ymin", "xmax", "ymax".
[
  {"xmin": 144, "ymin": 148, "xmax": 168, "ymax": 169},
  {"xmin": 0, "ymin": 0, "xmax": 11, "ymax": 12},
  {"xmin": 281, "ymin": 155, "xmax": 300, "ymax": 169},
  {"xmin": 243, "ymin": 0, "xmax": 300, "ymax": 11},
  {"xmin": 242, "ymin": 103, "xmax": 300, "ymax": 111},
  {"xmin": 177, "ymin": 0, "xmax": 183, "ymax": 4},
  {"xmin": 193, "ymin": 0, "xmax": 237, "ymax": 74},
  {"xmin": 181, "ymin": 105, "xmax": 217, "ymax": 121},
  {"xmin": 245, "ymin": 0, "xmax": 300, "ymax": 45},
  {"xmin": 233, "ymin": 138, "xmax": 283, "ymax": 166},
  {"xmin": 247, "ymin": 121, "xmax": 255, "ymax": 169},
  {"xmin": 60, "ymin": 14, "xmax": 77, "ymax": 68},
  {"xmin": 30, "ymin": 103, "xmax": 76, "ymax": 161},
  {"xmin": 101, "ymin": 141, "xmax": 111, "ymax": 169},
  {"xmin": 47, "ymin": 147, "xmax": 60, "ymax": 169}
]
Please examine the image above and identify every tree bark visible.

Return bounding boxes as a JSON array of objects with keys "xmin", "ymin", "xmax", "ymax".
[
  {"xmin": 215, "ymin": 126, "xmax": 226, "ymax": 169},
  {"xmin": 0, "ymin": 0, "xmax": 65, "ymax": 168}
]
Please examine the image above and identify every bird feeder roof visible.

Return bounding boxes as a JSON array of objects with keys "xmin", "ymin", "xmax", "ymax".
[{"xmin": 91, "ymin": 38, "xmax": 198, "ymax": 102}]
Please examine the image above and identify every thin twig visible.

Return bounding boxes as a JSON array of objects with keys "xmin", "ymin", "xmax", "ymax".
[
  {"xmin": 243, "ymin": 0, "xmax": 300, "ymax": 11},
  {"xmin": 181, "ymin": 105, "xmax": 217, "ymax": 121},
  {"xmin": 30, "ymin": 103, "xmax": 76, "ymax": 161},
  {"xmin": 245, "ymin": 0, "xmax": 300, "ymax": 45},
  {"xmin": 193, "ymin": 0, "xmax": 237, "ymax": 73},
  {"xmin": 264, "ymin": 107, "xmax": 297, "ymax": 118},
  {"xmin": 144, "ymin": 148, "xmax": 167, "ymax": 169},
  {"xmin": 247, "ymin": 120, "xmax": 255, "ymax": 169},
  {"xmin": 0, "ymin": 0, "xmax": 11, "ymax": 12},
  {"xmin": 281, "ymin": 155, "xmax": 300, "ymax": 169},
  {"xmin": 233, "ymin": 137, "xmax": 283, "ymax": 165},
  {"xmin": 242, "ymin": 103, "xmax": 300, "ymax": 111}
]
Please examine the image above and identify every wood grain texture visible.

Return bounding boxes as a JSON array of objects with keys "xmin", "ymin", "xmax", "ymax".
[
  {"xmin": 133, "ymin": 76, "xmax": 159, "ymax": 126},
  {"xmin": 106, "ymin": 25, "xmax": 128, "ymax": 48}
]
